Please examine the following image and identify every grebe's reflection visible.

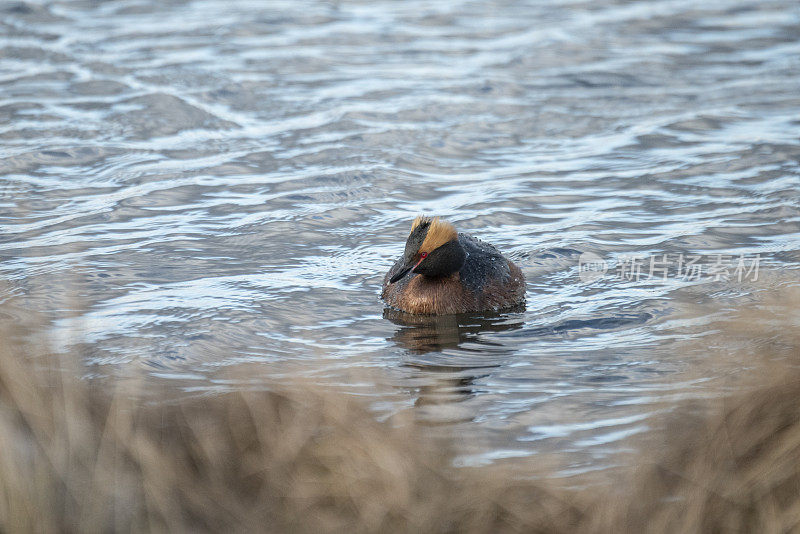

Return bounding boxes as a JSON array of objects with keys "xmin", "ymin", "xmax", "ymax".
[
  {"xmin": 383, "ymin": 305, "xmax": 525, "ymax": 355},
  {"xmin": 384, "ymin": 306, "xmax": 525, "ymax": 418}
]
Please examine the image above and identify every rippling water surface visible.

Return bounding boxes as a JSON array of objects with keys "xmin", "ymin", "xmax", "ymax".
[{"xmin": 2, "ymin": 0, "xmax": 800, "ymax": 472}]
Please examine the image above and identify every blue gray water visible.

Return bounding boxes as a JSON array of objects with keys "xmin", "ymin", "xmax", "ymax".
[{"xmin": 2, "ymin": 0, "xmax": 800, "ymax": 472}]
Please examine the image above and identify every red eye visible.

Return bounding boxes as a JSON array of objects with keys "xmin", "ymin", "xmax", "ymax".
[{"xmin": 420, "ymin": 252, "xmax": 427, "ymax": 258}]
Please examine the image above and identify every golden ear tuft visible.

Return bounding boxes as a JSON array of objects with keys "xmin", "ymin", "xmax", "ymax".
[{"xmin": 419, "ymin": 216, "xmax": 458, "ymax": 252}]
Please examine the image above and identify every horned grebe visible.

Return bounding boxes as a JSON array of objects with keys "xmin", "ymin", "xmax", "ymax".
[{"xmin": 382, "ymin": 216, "xmax": 525, "ymax": 315}]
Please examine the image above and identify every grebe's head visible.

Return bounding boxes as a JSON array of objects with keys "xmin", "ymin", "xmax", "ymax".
[{"xmin": 389, "ymin": 216, "xmax": 466, "ymax": 283}]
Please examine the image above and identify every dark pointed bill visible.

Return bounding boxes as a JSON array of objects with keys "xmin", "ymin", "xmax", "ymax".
[
  {"xmin": 389, "ymin": 254, "xmax": 427, "ymax": 283},
  {"xmin": 389, "ymin": 265, "xmax": 412, "ymax": 284}
]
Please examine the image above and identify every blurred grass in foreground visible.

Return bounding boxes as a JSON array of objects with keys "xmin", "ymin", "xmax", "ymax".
[{"xmin": 0, "ymin": 284, "xmax": 798, "ymax": 533}]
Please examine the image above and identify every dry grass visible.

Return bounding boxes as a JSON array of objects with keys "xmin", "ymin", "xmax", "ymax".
[
  {"xmin": 0, "ymin": 323, "xmax": 585, "ymax": 533},
  {"xmin": 600, "ymin": 369, "xmax": 800, "ymax": 533},
  {"xmin": 0, "ymin": 285, "xmax": 798, "ymax": 533}
]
